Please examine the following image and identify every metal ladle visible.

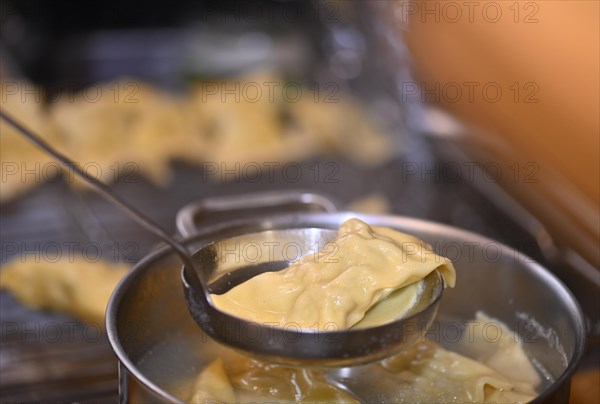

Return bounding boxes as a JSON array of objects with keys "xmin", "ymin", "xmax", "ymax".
[{"xmin": 1, "ymin": 111, "xmax": 444, "ymax": 367}]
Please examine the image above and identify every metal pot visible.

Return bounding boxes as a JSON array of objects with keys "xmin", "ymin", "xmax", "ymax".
[{"xmin": 106, "ymin": 194, "xmax": 586, "ymax": 403}]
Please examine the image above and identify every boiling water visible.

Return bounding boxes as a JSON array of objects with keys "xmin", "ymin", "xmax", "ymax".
[{"xmin": 136, "ymin": 314, "xmax": 554, "ymax": 402}]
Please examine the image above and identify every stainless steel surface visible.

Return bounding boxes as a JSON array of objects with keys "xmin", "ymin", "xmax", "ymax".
[
  {"xmin": 182, "ymin": 227, "xmax": 443, "ymax": 367},
  {"xmin": 176, "ymin": 190, "xmax": 339, "ymax": 237},
  {"xmin": 107, "ymin": 212, "xmax": 587, "ymax": 403}
]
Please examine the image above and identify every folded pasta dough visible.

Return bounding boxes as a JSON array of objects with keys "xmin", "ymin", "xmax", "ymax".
[
  {"xmin": 0, "ymin": 80, "xmax": 57, "ymax": 202},
  {"xmin": 458, "ymin": 312, "xmax": 541, "ymax": 389},
  {"xmin": 189, "ymin": 359, "xmax": 237, "ymax": 404},
  {"xmin": 0, "ymin": 258, "xmax": 128, "ymax": 324},
  {"xmin": 382, "ymin": 340, "xmax": 537, "ymax": 403},
  {"xmin": 190, "ymin": 351, "xmax": 358, "ymax": 404},
  {"xmin": 189, "ymin": 319, "xmax": 540, "ymax": 404},
  {"xmin": 211, "ymin": 218, "xmax": 456, "ymax": 329}
]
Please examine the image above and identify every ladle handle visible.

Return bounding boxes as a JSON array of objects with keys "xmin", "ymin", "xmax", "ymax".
[{"xmin": 0, "ymin": 111, "xmax": 206, "ymax": 291}]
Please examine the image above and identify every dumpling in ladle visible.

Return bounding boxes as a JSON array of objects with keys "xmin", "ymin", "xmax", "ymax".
[{"xmin": 211, "ymin": 218, "xmax": 456, "ymax": 330}]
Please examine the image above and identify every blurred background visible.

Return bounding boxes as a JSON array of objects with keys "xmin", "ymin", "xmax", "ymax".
[{"xmin": 0, "ymin": 1, "xmax": 598, "ymax": 402}]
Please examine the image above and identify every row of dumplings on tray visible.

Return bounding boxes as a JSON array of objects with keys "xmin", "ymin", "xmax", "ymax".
[{"xmin": 0, "ymin": 72, "xmax": 398, "ymax": 202}]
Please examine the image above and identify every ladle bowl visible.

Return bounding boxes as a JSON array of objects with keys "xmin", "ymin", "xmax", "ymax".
[{"xmin": 182, "ymin": 227, "xmax": 444, "ymax": 367}]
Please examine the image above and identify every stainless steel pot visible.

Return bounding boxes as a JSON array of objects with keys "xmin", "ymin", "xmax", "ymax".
[{"xmin": 106, "ymin": 194, "xmax": 586, "ymax": 403}]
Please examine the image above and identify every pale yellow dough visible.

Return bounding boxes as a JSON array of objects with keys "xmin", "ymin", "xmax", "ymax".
[
  {"xmin": 0, "ymin": 258, "xmax": 128, "ymax": 324},
  {"xmin": 190, "ymin": 315, "xmax": 540, "ymax": 403},
  {"xmin": 188, "ymin": 350, "xmax": 358, "ymax": 404},
  {"xmin": 0, "ymin": 80, "xmax": 58, "ymax": 202},
  {"xmin": 211, "ymin": 218, "xmax": 455, "ymax": 330},
  {"xmin": 190, "ymin": 352, "xmax": 359, "ymax": 404},
  {"xmin": 2, "ymin": 74, "xmax": 398, "ymax": 203}
]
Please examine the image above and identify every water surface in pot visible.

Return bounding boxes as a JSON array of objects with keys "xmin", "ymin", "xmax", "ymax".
[{"xmin": 135, "ymin": 313, "xmax": 557, "ymax": 402}]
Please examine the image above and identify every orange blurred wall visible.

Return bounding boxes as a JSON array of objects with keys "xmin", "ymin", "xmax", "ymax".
[{"xmin": 396, "ymin": 0, "xmax": 599, "ymax": 266}]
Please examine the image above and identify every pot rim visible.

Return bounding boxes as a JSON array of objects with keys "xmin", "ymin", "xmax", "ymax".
[{"xmin": 106, "ymin": 212, "xmax": 587, "ymax": 403}]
